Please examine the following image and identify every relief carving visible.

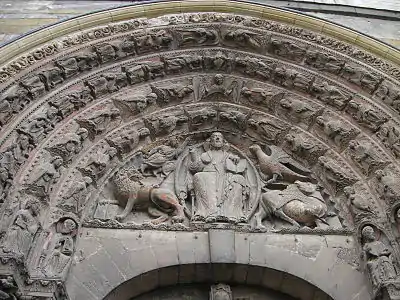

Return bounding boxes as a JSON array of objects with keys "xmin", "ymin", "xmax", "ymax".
[
  {"xmin": 0, "ymin": 198, "xmax": 41, "ymax": 258},
  {"xmin": 46, "ymin": 128, "xmax": 89, "ymax": 164},
  {"xmin": 48, "ymin": 88, "xmax": 93, "ymax": 120},
  {"xmin": 241, "ymin": 85, "xmax": 285, "ymax": 112},
  {"xmin": 78, "ymin": 146, "xmax": 117, "ymax": 182},
  {"xmin": 314, "ymin": 112, "xmax": 360, "ymax": 150},
  {"xmin": 304, "ymin": 49, "xmax": 345, "ymax": 74},
  {"xmin": 0, "ymin": 84, "xmax": 30, "ymax": 127},
  {"xmin": 150, "ymin": 82, "xmax": 193, "ymax": 105},
  {"xmin": 23, "ymin": 156, "xmax": 64, "ymax": 199},
  {"xmin": 134, "ymin": 30, "xmax": 173, "ymax": 54},
  {"xmin": 106, "ymin": 126, "xmax": 150, "ymax": 156},
  {"xmin": 346, "ymin": 138, "xmax": 390, "ymax": 176},
  {"xmin": 362, "ymin": 226, "xmax": 399, "ymax": 293},
  {"xmin": 177, "ymin": 28, "xmax": 218, "ymax": 47},
  {"xmin": 144, "ymin": 110, "xmax": 189, "ymax": 136},
  {"xmin": 58, "ymin": 176, "xmax": 92, "ymax": 214},
  {"xmin": 93, "ymin": 43, "xmax": 120, "ymax": 63},
  {"xmin": 247, "ymin": 115, "xmax": 290, "ymax": 144},
  {"xmin": 267, "ymin": 38, "xmax": 307, "ymax": 62},
  {"xmin": 340, "ymin": 63, "xmax": 383, "ymax": 94},
  {"xmin": 345, "ymin": 99, "xmax": 388, "ymax": 132},
  {"xmin": 76, "ymin": 104, "xmax": 121, "ymax": 139},
  {"xmin": 234, "ymin": 56, "xmax": 275, "ymax": 81},
  {"xmin": 113, "ymin": 91, "xmax": 157, "ymax": 116},
  {"xmin": 113, "ymin": 168, "xmax": 185, "ymax": 223},
  {"xmin": 222, "ymin": 28, "xmax": 263, "ymax": 51},
  {"xmin": 210, "ymin": 284, "xmax": 232, "ymax": 300},
  {"xmin": 277, "ymin": 97, "xmax": 322, "ymax": 129},
  {"xmin": 55, "ymin": 53, "xmax": 100, "ymax": 78},
  {"xmin": 39, "ymin": 218, "xmax": 77, "ymax": 277},
  {"xmin": 374, "ymin": 80, "xmax": 400, "ymax": 112},
  {"xmin": 376, "ymin": 121, "xmax": 400, "ymax": 159},
  {"xmin": 255, "ymin": 181, "xmax": 327, "ymax": 228},
  {"xmin": 374, "ymin": 167, "xmax": 400, "ymax": 206},
  {"xmin": 163, "ymin": 55, "xmax": 203, "ymax": 74},
  {"xmin": 0, "ymin": 276, "xmax": 18, "ymax": 299},
  {"xmin": 310, "ymin": 80, "xmax": 352, "ymax": 110},
  {"xmin": 19, "ymin": 75, "xmax": 46, "ymax": 99}
]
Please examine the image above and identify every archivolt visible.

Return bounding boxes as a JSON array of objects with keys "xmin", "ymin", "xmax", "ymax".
[{"xmin": 0, "ymin": 1, "xmax": 400, "ymax": 298}]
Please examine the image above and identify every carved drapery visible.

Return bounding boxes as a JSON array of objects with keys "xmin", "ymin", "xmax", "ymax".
[{"xmin": 0, "ymin": 3, "xmax": 400, "ymax": 299}]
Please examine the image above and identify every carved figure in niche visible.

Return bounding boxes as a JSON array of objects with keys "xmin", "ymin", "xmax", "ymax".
[
  {"xmin": 141, "ymin": 137, "xmax": 190, "ymax": 178},
  {"xmin": 241, "ymin": 86, "xmax": 284, "ymax": 110},
  {"xmin": 46, "ymin": 128, "xmax": 88, "ymax": 164},
  {"xmin": 119, "ymin": 38, "xmax": 136, "ymax": 56},
  {"xmin": 235, "ymin": 56, "xmax": 275, "ymax": 81},
  {"xmin": 19, "ymin": 74, "xmax": 45, "ymax": 99},
  {"xmin": 375, "ymin": 170, "xmax": 400, "ymax": 206},
  {"xmin": 101, "ymin": 72, "xmax": 128, "ymax": 93},
  {"xmin": 268, "ymin": 38, "xmax": 306, "ymax": 61},
  {"xmin": 255, "ymin": 181, "xmax": 327, "ymax": 228},
  {"xmin": 224, "ymin": 29, "xmax": 262, "ymax": 50},
  {"xmin": 40, "ymin": 68, "xmax": 64, "ymax": 90},
  {"xmin": 203, "ymin": 51, "xmax": 230, "ymax": 71},
  {"xmin": 362, "ymin": 226, "xmax": 398, "ymax": 289},
  {"xmin": 134, "ymin": 30, "xmax": 172, "ymax": 53},
  {"xmin": 41, "ymin": 218, "xmax": 77, "ymax": 277},
  {"xmin": 113, "ymin": 168, "xmax": 185, "ymax": 223},
  {"xmin": 79, "ymin": 147, "xmax": 117, "ymax": 182},
  {"xmin": 178, "ymin": 28, "xmax": 218, "ymax": 46},
  {"xmin": 348, "ymin": 140, "xmax": 389, "ymax": 176},
  {"xmin": 0, "ymin": 167, "xmax": 12, "ymax": 204},
  {"xmin": 0, "ymin": 84, "xmax": 30, "ymax": 125},
  {"xmin": 315, "ymin": 115, "xmax": 359, "ymax": 149},
  {"xmin": 203, "ymin": 74, "xmax": 234, "ymax": 100},
  {"xmin": 84, "ymin": 77, "xmax": 109, "ymax": 98},
  {"xmin": 0, "ymin": 276, "xmax": 18, "ymax": 300},
  {"xmin": 76, "ymin": 106, "xmax": 121, "ymax": 138},
  {"xmin": 49, "ymin": 91, "xmax": 89, "ymax": 119},
  {"xmin": 376, "ymin": 122, "xmax": 400, "ymax": 158},
  {"xmin": 187, "ymin": 107, "xmax": 218, "ymax": 130},
  {"xmin": 25, "ymin": 156, "xmax": 64, "ymax": 198},
  {"xmin": 310, "ymin": 80, "xmax": 351, "ymax": 110},
  {"xmin": 249, "ymin": 144, "xmax": 311, "ymax": 185},
  {"xmin": 1, "ymin": 198, "xmax": 40, "ymax": 257},
  {"xmin": 106, "ymin": 127, "xmax": 150, "ymax": 156},
  {"xmin": 150, "ymin": 83, "xmax": 193, "ymax": 105},
  {"xmin": 343, "ymin": 186, "xmax": 377, "ymax": 223},
  {"xmin": 17, "ymin": 110, "xmax": 56, "ymax": 145},
  {"xmin": 374, "ymin": 81, "xmax": 400, "ymax": 110},
  {"xmin": 93, "ymin": 43, "xmax": 119, "ymax": 63},
  {"xmin": 210, "ymin": 284, "xmax": 233, "ymax": 300},
  {"xmin": 188, "ymin": 132, "xmax": 250, "ymax": 223},
  {"xmin": 60, "ymin": 177, "xmax": 92, "ymax": 214},
  {"xmin": 219, "ymin": 110, "xmax": 249, "ymax": 132},
  {"xmin": 279, "ymin": 97, "xmax": 320, "ymax": 128},
  {"xmin": 284, "ymin": 132, "xmax": 327, "ymax": 165},
  {"xmin": 345, "ymin": 100, "xmax": 388, "ymax": 131},
  {"xmin": 304, "ymin": 50, "xmax": 345, "ymax": 74},
  {"xmin": 145, "ymin": 113, "xmax": 188, "ymax": 136},
  {"xmin": 272, "ymin": 66, "xmax": 297, "ymax": 87},
  {"xmin": 247, "ymin": 118, "xmax": 289, "ymax": 144},
  {"xmin": 114, "ymin": 92, "xmax": 157, "ymax": 115},
  {"xmin": 341, "ymin": 64, "xmax": 382, "ymax": 93},
  {"xmin": 163, "ymin": 55, "xmax": 203, "ymax": 73}
]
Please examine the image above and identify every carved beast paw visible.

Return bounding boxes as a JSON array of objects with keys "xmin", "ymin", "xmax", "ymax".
[{"xmin": 172, "ymin": 215, "xmax": 184, "ymax": 223}]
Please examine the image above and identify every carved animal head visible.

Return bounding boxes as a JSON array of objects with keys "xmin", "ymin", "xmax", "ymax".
[
  {"xmin": 249, "ymin": 144, "xmax": 262, "ymax": 155},
  {"xmin": 295, "ymin": 181, "xmax": 317, "ymax": 195}
]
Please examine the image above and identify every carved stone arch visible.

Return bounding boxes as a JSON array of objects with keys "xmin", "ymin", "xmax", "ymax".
[{"xmin": 1, "ymin": 1, "xmax": 400, "ymax": 299}]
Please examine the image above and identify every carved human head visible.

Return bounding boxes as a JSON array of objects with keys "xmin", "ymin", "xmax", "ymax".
[
  {"xmin": 26, "ymin": 198, "xmax": 40, "ymax": 215},
  {"xmin": 61, "ymin": 218, "xmax": 77, "ymax": 234},
  {"xmin": 214, "ymin": 74, "xmax": 224, "ymax": 85},
  {"xmin": 362, "ymin": 226, "xmax": 376, "ymax": 242},
  {"xmin": 52, "ymin": 156, "xmax": 63, "ymax": 167},
  {"xmin": 210, "ymin": 132, "xmax": 224, "ymax": 149},
  {"xmin": 18, "ymin": 134, "xmax": 30, "ymax": 149}
]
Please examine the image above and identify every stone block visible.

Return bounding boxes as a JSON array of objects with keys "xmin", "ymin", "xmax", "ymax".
[
  {"xmin": 281, "ymin": 273, "xmax": 315, "ymax": 300},
  {"xmin": 209, "ymin": 229, "xmax": 235, "ymax": 263},
  {"xmin": 194, "ymin": 232, "xmax": 211, "ymax": 263},
  {"xmin": 235, "ymin": 232, "xmax": 250, "ymax": 264},
  {"xmin": 176, "ymin": 232, "xmax": 196, "ymax": 264},
  {"xmin": 212, "ymin": 263, "xmax": 234, "ymax": 282},
  {"xmin": 195, "ymin": 264, "xmax": 213, "ymax": 283},
  {"xmin": 261, "ymin": 267, "xmax": 284, "ymax": 290},
  {"xmin": 179, "ymin": 264, "xmax": 196, "ymax": 284},
  {"xmin": 158, "ymin": 266, "xmax": 179, "ymax": 287},
  {"xmin": 246, "ymin": 265, "xmax": 264, "ymax": 285},
  {"xmin": 66, "ymin": 275, "xmax": 98, "ymax": 300},
  {"xmin": 295, "ymin": 235, "xmax": 325, "ymax": 258},
  {"xmin": 232, "ymin": 264, "xmax": 249, "ymax": 284}
]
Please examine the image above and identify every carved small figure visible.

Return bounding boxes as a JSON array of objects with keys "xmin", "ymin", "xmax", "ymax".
[
  {"xmin": 178, "ymin": 28, "xmax": 218, "ymax": 46},
  {"xmin": 203, "ymin": 74, "xmax": 233, "ymax": 100},
  {"xmin": 343, "ymin": 186, "xmax": 377, "ymax": 223},
  {"xmin": 19, "ymin": 75, "xmax": 46, "ymax": 99},
  {"xmin": 249, "ymin": 144, "xmax": 311, "ymax": 185},
  {"xmin": 375, "ymin": 170, "xmax": 400, "ymax": 206},
  {"xmin": 310, "ymin": 81, "xmax": 351, "ymax": 110},
  {"xmin": 150, "ymin": 83, "xmax": 193, "ymax": 105},
  {"xmin": 25, "ymin": 156, "xmax": 64, "ymax": 197},
  {"xmin": 210, "ymin": 284, "xmax": 233, "ymax": 300},
  {"xmin": 77, "ymin": 106, "xmax": 121, "ymax": 138},
  {"xmin": 93, "ymin": 43, "xmax": 119, "ymax": 63},
  {"xmin": 79, "ymin": 147, "xmax": 117, "ymax": 182},
  {"xmin": 0, "ymin": 276, "xmax": 18, "ymax": 300},
  {"xmin": 41, "ymin": 218, "xmax": 77, "ymax": 277},
  {"xmin": 362, "ymin": 226, "xmax": 398, "ymax": 290},
  {"xmin": 224, "ymin": 29, "xmax": 262, "ymax": 50},
  {"xmin": 60, "ymin": 177, "xmax": 93, "ymax": 214},
  {"xmin": 255, "ymin": 181, "xmax": 327, "ymax": 228},
  {"xmin": 46, "ymin": 128, "xmax": 88, "ymax": 164},
  {"xmin": 106, "ymin": 127, "xmax": 150, "ymax": 156},
  {"xmin": 39, "ymin": 67, "xmax": 64, "ymax": 90},
  {"xmin": 1, "ymin": 198, "xmax": 40, "ymax": 257},
  {"xmin": 113, "ymin": 168, "xmax": 185, "ymax": 223},
  {"xmin": 345, "ymin": 100, "xmax": 388, "ymax": 132},
  {"xmin": 268, "ymin": 38, "xmax": 306, "ymax": 61}
]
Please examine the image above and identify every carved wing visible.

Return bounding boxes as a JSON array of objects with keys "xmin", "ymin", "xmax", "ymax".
[{"xmin": 269, "ymin": 145, "xmax": 311, "ymax": 175}]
